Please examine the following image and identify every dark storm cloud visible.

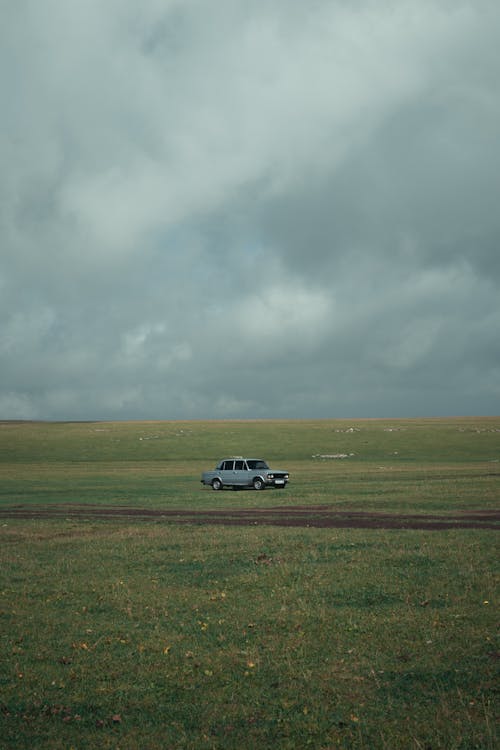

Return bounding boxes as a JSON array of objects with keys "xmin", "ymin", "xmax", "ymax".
[{"xmin": 1, "ymin": 0, "xmax": 499, "ymax": 419}]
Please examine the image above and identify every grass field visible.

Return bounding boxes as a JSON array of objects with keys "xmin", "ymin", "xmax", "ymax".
[{"xmin": 0, "ymin": 418, "xmax": 498, "ymax": 748}]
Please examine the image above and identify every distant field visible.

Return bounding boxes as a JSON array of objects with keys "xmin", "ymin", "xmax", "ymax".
[
  {"xmin": 1, "ymin": 417, "xmax": 499, "ymax": 513},
  {"xmin": 0, "ymin": 418, "xmax": 498, "ymax": 748}
]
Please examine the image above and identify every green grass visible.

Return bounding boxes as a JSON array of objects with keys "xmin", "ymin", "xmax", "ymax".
[
  {"xmin": 0, "ymin": 418, "xmax": 498, "ymax": 748},
  {"xmin": 1, "ymin": 417, "xmax": 499, "ymax": 512}
]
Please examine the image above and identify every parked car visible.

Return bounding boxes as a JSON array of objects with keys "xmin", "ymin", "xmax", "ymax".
[{"xmin": 201, "ymin": 457, "xmax": 289, "ymax": 490}]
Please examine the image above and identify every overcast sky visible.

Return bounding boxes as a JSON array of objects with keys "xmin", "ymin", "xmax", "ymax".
[{"xmin": 1, "ymin": 0, "xmax": 499, "ymax": 420}]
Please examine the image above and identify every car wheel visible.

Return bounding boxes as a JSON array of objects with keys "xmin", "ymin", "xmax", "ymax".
[
  {"xmin": 253, "ymin": 477, "xmax": 265, "ymax": 491},
  {"xmin": 212, "ymin": 478, "xmax": 223, "ymax": 491}
]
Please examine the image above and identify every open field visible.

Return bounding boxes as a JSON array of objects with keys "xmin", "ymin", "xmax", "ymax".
[{"xmin": 0, "ymin": 418, "xmax": 498, "ymax": 748}]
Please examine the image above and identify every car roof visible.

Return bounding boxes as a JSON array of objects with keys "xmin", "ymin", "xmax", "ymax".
[{"xmin": 222, "ymin": 457, "xmax": 263, "ymax": 461}]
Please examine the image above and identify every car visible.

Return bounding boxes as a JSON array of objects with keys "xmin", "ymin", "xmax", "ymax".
[{"xmin": 201, "ymin": 457, "xmax": 289, "ymax": 490}]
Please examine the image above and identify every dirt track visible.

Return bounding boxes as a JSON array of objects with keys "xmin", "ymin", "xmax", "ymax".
[{"xmin": 0, "ymin": 504, "xmax": 498, "ymax": 530}]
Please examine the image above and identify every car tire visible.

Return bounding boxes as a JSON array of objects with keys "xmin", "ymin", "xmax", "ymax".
[
  {"xmin": 252, "ymin": 477, "xmax": 265, "ymax": 491},
  {"xmin": 212, "ymin": 478, "xmax": 223, "ymax": 491}
]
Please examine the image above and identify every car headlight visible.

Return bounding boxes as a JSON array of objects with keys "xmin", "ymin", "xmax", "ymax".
[{"xmin": 267, "ymin": 473, "xmax": 274, "ymax": 479}]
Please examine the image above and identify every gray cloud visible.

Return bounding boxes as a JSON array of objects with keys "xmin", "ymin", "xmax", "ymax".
[{"xmin": 1, "ymin": 0, "xmax": 499, "ymax": 419}]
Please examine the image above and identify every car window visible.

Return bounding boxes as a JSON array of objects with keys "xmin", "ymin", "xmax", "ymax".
[
  {"xmin": 222, "ymin": 460, "xmax": 234, "ymax": 471},
  {"xmin": 234, "ymin": 460, "xmax": 245, "ymax": 470},
  {"xmin": 247, "ymin": 460, "xmax": 268, "ymax": 470}
]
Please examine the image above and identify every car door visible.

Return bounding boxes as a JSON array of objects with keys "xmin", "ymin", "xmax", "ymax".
[
  {"xmin": 233, "ymin": 459, "xmax": 247, "ymax": 486},
  {"xmin": 220, "ymin": 460, "xmax": 234, "ymax": 485}
]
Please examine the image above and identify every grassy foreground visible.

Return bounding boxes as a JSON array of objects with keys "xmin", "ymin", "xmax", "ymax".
[{"xmin": 0, "ymin": 418, "xmax": 498, "ymax": 748}]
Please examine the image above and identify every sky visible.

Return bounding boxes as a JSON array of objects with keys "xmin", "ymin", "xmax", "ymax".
[{"xmin": 1, "ymin": 0, "xmax": 499, "ymax": 421}]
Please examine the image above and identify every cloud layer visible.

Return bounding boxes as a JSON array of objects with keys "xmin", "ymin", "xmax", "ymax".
[{"xmin": 1, "ymin": 0, "xmax": 499, "ymax": 419}]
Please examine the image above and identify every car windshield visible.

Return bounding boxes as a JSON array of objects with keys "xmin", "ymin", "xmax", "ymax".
[{"xmin": 246, "ymin": 460, "xmax": 269, "ymax": 470}]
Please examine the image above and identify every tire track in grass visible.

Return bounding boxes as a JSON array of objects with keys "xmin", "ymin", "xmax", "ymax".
[{"xmin": 0, "ymin": 505, "xmax": 498, "ymax": 529}]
